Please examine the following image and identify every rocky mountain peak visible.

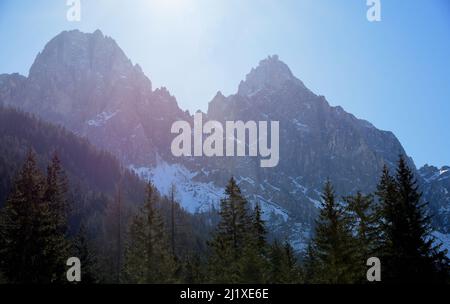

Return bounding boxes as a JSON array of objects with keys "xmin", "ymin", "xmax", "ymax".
[
  {"xmin": 28, "ymin": 29, "xmax": 143, "ymax": 87},
  {"xmin": 237, "ymin": 55, "xmax": 308, "ymax": 97},
  {"xmin": 420, "ymin": 164, "xmax": 450, "ymax": 182},
  {"xmin": 206, "ymin": 91, "xmax": 227, "ymax": 116},
  {"xmin": 0, "ymin": 73, "xmax": 27, "ymax": 105}
]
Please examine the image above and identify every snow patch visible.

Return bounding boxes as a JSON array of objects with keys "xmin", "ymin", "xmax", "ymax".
[
  {"xmin": 289, "ymin": 177, "xmax": 308, "ymax": 194},
  {"xmin": 432, "ymin": 231, "xmax": 450, "ymax": 258},
  {"xmin": 308, "ymin": 196, "xmax": 322, "ymax": 209},
  {"xmin": 87, "ymin": 110, "xmax": 118, "ymax": 127},
  {"xmin": 236, "ymin": 176, "xmax": 256, "ymax": 186},
  {"xmin": 130, "ymin": 161, "xmax": 224, "ymax": 213},
  {"xmin": 253, "ymin": 194, "xmax": 289, "ymax": 222},
  {"xmin": 292, "ymin": 118, "xmax": 309, "ymax": 131},
  {"xmin": 289, "ymin": 223, "xmax": 311, "ymax": 252}
]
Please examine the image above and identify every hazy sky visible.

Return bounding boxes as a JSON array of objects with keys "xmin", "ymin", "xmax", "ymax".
[{"xmin": 0, "ymin": 0, "xmax": 449, "ymax": 168}]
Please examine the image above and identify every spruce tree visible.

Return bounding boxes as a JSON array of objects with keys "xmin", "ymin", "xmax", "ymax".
[
  {"xmin": 207, "ymin": 177, "xmax": 254, "ymax": 283},
  {"xmin": 283, "ymin": 241, "xmax": 302, "ymax": 282},
  {"xmin": 375, "ymin": 165, "xmax": 401, "ymax": 281},
  {"xmin": 268, "ymin": 240, "xmax": 302, "ymax": 283},
  {"xmin": 376, "ymin": 156, "xmax": 449, "ymax": 283},
  {"xmin": 344, "ymin": 192, "xmax": 378, "ymax": 282},
  {"xmin": 101, "ymin": 186, "xmax": 125, "ymax": 283},
  {"xmin": 74, "ymin": 224, "xmax": 98, "ymax": 284},
  {"xmin": 0, "ymin": 151, "xmax": 45, "ymax": 283},
  {"xmin": 0, "ymin": 151, "xmax": 72, "ymax": 283},
  {"xmin": 182, "ymin": 254, "xmax": 206, "ymax": 284},
  {"xmin": 305, "ymin": 180, "xmax": 356, "ymax": 283},
  {"xmin": 44, "ymin": 153, "xmax": 69, "ymax": 232},
  {"xmin": 253, "ymin": 203, "xmax": 267, "ymax": 252},
  {"xmin": 169, "ymin": 183, "xmax": 178, "ymax": 259},
  {"xmin": 240, "ymin": 203, "xmax": 270, "ymax": 283},
  {"xmin": 124, "ymin": 182, "xmax": 177, "ymax": 283},
  {"xmin": 40, "ymin": 153, "xmax": 71, "ymax": 282}
]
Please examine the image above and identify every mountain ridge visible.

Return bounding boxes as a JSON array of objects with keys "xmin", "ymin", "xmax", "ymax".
[{"xmin": 0, "ymin": 29, "xmax": 448, "ymax": 245}]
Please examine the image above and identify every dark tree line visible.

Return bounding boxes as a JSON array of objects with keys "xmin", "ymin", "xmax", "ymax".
[
  {"xmin": 0, "ymin": 153, "xmax": 448, "ymax": 284},
  {"xmin": 0, "ymin": 151, "xmax": 73, "ymax": 283},
  {"xmin": 305, "ymin": 156, "xmax": 449, "ymax": 283},
  {"xmin": 206, "ymin": 177, "xmax": 301, "ymax": 283}
]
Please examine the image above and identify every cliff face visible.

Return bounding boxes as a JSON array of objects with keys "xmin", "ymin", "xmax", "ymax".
[{"xmin": 1, "ymin": 30, "xmax": 188, "ymax": 166}]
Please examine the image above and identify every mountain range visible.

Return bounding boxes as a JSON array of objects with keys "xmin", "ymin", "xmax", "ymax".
[{"xmin": 0, "ymin": 29, "xmax": 448, "ymax": 251}]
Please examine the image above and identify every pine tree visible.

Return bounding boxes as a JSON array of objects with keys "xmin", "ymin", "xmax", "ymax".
[
  {"xmin": 283, "ymin": 241, "xmax": 301, "ymax": 280},
  {"xmin": 44, "ymin": 153, "xmax": 69, "ymax": 232},
  {"xmin": 169, "ymin": 183, "xmax": 177, "ymax": 257},
  {"xmin": 240, "ymin": 203, "xmax": 270, "ymax": 283},
  {"xmin": 124, "ymin": 182, "xmax": 177, "ymax": 283},
  {"xmin": 207, "ymin": 177, "xmax": 254, "ymax": 283},
  {"xmin": 376, "ymin": 156, "xmax": 450, "ymax": 283},
  {"xmin": 305, "ymin": 180, "xmax": 356, "ymax": 283},
  {"xmin": 100, "ymin": 185, "xmax": 126, "ymax": 283},
  {"xmin": 182, "ymin": 254, "xmax": 206, "ymax": 284},
  {"xmin": 39, "ymin": 153, "xmax": 71, "ymax": 282},
  {"xmin": 344, "ymin": 192, "xmax": 378, "ymax": 282},
  {"xmin": 268, "ymin": 240, "xmax": 302, "ymax": 283},
  {"xmin": 74, "ymin": 224, "xmax": 98, "ymax": 284},
  {"xmin": 115, "ymin": 185, "xmax": 122, "ymax": 283},
  {"xmin": 0, "ymin": 151, "xmax": 73, "ymax": 283},
  {"xmin": 253, "ymin": 203, "xmax": 267, "ymax": 252},
  {"xmin": 0, "ymin": 151, "xmax": 46, "ymax": 283}
]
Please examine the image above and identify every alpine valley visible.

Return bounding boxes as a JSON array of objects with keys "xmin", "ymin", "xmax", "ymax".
[{"xmin": 1, "ymin": 29, "xmax": 449, "ymax": 254}]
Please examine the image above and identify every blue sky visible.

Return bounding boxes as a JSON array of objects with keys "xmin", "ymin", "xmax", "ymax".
[{"xmin": 0, "ymin": 0, "xmax": 449, "ymax": 168}]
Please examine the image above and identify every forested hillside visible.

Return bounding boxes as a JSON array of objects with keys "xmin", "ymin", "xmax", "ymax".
[{"xmin": 0, "ymin": 106, "xmax": 212, "ymax": 283}]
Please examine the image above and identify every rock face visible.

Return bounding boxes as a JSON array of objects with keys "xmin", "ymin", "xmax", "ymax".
[
  {"xmin": 419, "ymin": 165, "xmax": 450, "ymax": 233},
  {"xmin": 188, "ymin": 55, "xmax": 413, "ymax": 237},
  {"xmin": 0, "ymin": 30, "xmax": 448, "ymax": 245},
  {"xmin": 0, "ymin": 73, "xmax": 26, "ymax": 103},
  {"xmin": 0, "ymin": 30, "xmax": 188, "ymax": 166}
]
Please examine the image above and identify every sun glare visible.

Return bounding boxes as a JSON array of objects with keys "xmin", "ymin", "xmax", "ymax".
[{"xmin": 147, "ymin": 0, "xmax": 192, "ymax": 14}]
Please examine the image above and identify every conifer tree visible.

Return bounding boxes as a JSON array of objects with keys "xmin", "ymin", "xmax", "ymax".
[
  {"xmin": 344, "ymin": 192, "xmax": 378, "ymax": 282},
  {"xmin": 0, "ymin": 151, "xmax": 72, "ymax": 283},
  {"xmin": 305, "ymin": 180, "xmax": 356, "ymax": 283},
  {"xmin": 268, "ymin": 240, "xmax": 302, "ymax": 283},
  {"xmin": 39, "ymin": 153, "xmax": 71, "ymax": 282},
  {"xmin": 240, "ymin": 203, "xmax": 270, "ymax": 283},
  {"xmin": 74, "ymin": 224, "xmax": 98, "ymax": 284},
  {"xmin": 124, "ymin": 182, "xmax": 177, "ymax": 283},
  {"xmin": 44, "ymin": 153, "xmax": 69, "ymax": 231},
  {"xmin": 253, "ymin": 203, "xmax": 267, "ymax": 252},
  {"xmin": 0, "ymin": 151, "xmax": 45, "ymax": 283},
  {"xmin": 170, "ymin": 183, "xmax": 177, "ymax": 257},
  {"xmin": 376, "ymin": 156, "xmax": 449, "ymax": 283},
  {"xmin": 283, "ymin": 241, "xmax": 300, "ymax": 279},
  {"xmin": 182, "ymin": 254, "xmax": 206, "ymax": 284},
  {"xmin": 207, "ymin": 177, "xmax": 254, "ymax": 283},
  {"xmin": 375, "ymin": 165, "xmax": 398, "ymax": 254}
]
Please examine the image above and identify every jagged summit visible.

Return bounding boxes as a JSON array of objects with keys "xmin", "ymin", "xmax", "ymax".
[
  {"xmin": 237, "ymin": 55, "xmax": 309, "ymax": 97},
  {"xmin": 29, "ymin": 29, "xmax": 143, "ymax": 86},
  {"xmin": 214, "ymin": 90, "xmax": 225, "ymax": 99},
  {"xmin": 0, "ymin": 29, "xmax": 187, "ymax": 166}
]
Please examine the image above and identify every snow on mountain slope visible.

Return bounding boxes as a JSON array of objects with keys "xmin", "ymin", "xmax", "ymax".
[
  {"xmin": 420, "ymin": 165, "xmax": 450, "ymax": 234},
  {"xmin": 87, "ymin": 110, "xmax": 119, "ymax": 127},
  {"xmin": 130, "ymin": 160, "xmax": 224, "ymax": 213},
  {"xmin": 129, "ymin": 160, "xmax": 292, "ymax": 223},
  {"xmin": 432, "ymin": 231, "xmax": 450, "ymax": 258},
  {"xmin": 129, "ymin": 160, "xmax": 314, "ymax": 251}
]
